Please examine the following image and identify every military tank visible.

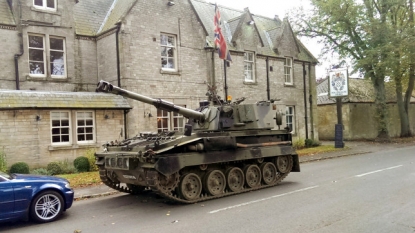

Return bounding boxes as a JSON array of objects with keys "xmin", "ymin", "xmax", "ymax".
[{"xmin": 95, "ymin": 80, "xmax": 300, "ymax": 203}]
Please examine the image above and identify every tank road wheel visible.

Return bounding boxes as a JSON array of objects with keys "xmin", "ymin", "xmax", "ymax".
[
  {"xmin": 260, "ymin": 162, "xmax": 278, "ymax": 185},
  {"xmin": 276, "ymin": 155, "xmax": 293, "ymax": 174},
  {"xmin": 225, "ymin": 167, "xmax": 244, "ymax": 192},
  {"xmin": 157, "ymin": 172, "xmax": 180, "ymax": 193},
  {"xmin": 244, "ymin": 165, "xmax": 261, "ymax": 188},
  {"xmin": 203, "ymin": 170, "xmax": 226, "ymax": 196},
  {"xmin": 178, "ymin": 173, "xmax": 202, "ymax": 201}
]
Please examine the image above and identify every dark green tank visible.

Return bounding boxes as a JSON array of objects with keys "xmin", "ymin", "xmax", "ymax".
[{"xmin": 95, "ymin": 80, "xmax": 300, "ymax": 203}]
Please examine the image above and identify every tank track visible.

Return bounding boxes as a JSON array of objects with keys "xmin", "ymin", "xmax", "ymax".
[
  {"xmin": 99, "ymin": 158, "xmax": 292, "ymax": 204},
  {"xmin": 98, "ymin": 166, "xmax": 140, "ymax": 194},
  {"xmin": 151, "ymin": 171, "xmax": 290, "ymax": 204}
]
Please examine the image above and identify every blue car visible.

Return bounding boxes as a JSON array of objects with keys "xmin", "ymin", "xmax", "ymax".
[{"xmin": 0, "ymin": 171, "xmax": 74, "ymax": 223}]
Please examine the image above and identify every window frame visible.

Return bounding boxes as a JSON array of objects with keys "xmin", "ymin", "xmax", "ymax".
[
  {"xmin": 160, "ymin": 33, "xmax": 178, "ymax": 72},
  {"xmin": 33, "ymin": 0, "xmax": 57, "ymax": 11},
  {"xmin": 244, "ymin": 51, "xmax": 255, "ymax": 82},
  {"xmin": 284, "ymin": 57, "xmax": 293, "ymax": 85},
  {"xmin": 157, "ymin": 105, "xmax": 186, "ymax": 133},
  {"xmin": 286, "ymin": 106, "xmax": 295, "ymax": 133},
  {"xmin": 76, "ymin": 111, "xmax": 96, "ymax": 144},
  {"xmin": 28, "ymin": 34, "xmax": 67, "ymax": 79},
  {"xmin": 28, "ymin": 34, "xmax": 46, "ymax": 78},
  {"xmin": 50, "ymin": 111, "xmax": 72, "ymax": 146}
]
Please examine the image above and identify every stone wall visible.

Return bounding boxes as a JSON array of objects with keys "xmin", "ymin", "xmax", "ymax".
[
  {"xmin": 0, "ymin": 109, "xmax": 125, "ymax": 168},
  {"xmin": 318, "ymin": 103, "xmax": 415, "ymax": 140}
]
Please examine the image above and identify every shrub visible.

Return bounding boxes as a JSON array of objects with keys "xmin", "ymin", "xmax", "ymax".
[
  {"xmin": 58, "ymin": 159, "xmax": 77, "ymax": 174},
  {"xmin": 9, "ymin": 162, "xmax": 30, "ymax": 174},
  {"xmin": 85, "ymin": 149, "xmax": 98, "ymax": 172},
  {"xmin": 73, "ymin": 156, "xmax": 90, "ymax": 172},
  {"xmin": 0, "ymin": 150, "xmax": 7, "ymax": 172},
  {"xmin": 292, "ymin": 138, "xmax": 305, "ymax": 150},
  {"xmin": 47, "ymin": 162, "xmax": 63, "ymax": 175},
  {"xmin": 305, "ymin": 139, "xmax": 321, "ymax": 148},
  {"xmin": 31, "ymin": 168, "xmax": 51, "ymax": 176}
]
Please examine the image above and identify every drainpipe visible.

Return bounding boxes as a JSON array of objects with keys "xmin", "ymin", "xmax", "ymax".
[
  {"xmin": 115, "ymin": 22, "xmax": 126, "ymax": 139},
  {"xmin": 14, "ymin": 0, "xmax": 23, "ymax": 90},
  {"xmin": 303, "ymin": 62, "xmax": 309, "ymax": 139},
  {"xmin": 308, "ymin": 63, "xmax": 315, "ymax": 140},
  {"xmin": 266, "ymin": 57, "xmax": 270, "ymax": 100}
]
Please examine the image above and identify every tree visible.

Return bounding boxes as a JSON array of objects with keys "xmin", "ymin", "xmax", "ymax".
[{"xmin": 291, "ymin": 0, "xmax": 414, "ymax": 138}]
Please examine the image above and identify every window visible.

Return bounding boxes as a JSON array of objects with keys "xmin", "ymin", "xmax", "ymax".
[
  {"xmin": 33, "ymin": 0, "xmax": 56, "ymax": 11},
  {"xmin": 29, "ymin": 34, "xmax": 66, "ymax": 78},
  {"xmin": 28, "ymin": 35, "xmax": 45, "ymax": 76},
  {"xmin": 286, "ymin": 106, "xmax": 295, "ymax": 133},
  {"xmin": 76, "ymin": 111, "xmax": 95, "ymax": 143},
  {"xmin": 51, "ymin": 111, "xmax": 71, "ymax": 145},
  {"xmin": 51, "ymin": 111, "xmax": 96, "ymax": 145},
  {"xmin": 244, "ymin": 51, "xmax": 255, "ymax": 82},
  {"xmin": 160, "ymin": 34, "xmax": 177, "ymax": 71},
  {"xmin": 284, "ymin": 57, "xmax": 293, "ymax": 84},
  {"xmin": 157, "ymin": 106, "xmax": 186, "ymax": 133}
]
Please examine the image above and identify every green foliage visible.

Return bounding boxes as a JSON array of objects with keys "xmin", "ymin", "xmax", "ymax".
[
  {"xmin": 0, "ymin": 150, "xmax": 7, "ymax": 172},
  {"xmin": 47, "ymin": 162, "xmax": 63, "ymax": 175},
  {"xmin": 9, "ymin": 162, "xmax": 30, "ymax": 174},
  {"xmin": 31, "ymin": 168, "xmax": 51, "ymax": 176},
  {"xmin": 84, "ymin": 149, "xmax": 98, "ymax": 172},
  {"xmin": 293, "ymin": 138, "xmax": 305, "ymax": 150},
  {"xmin": 57, "ymin": 159, "xmax": 77, "ymax": 174},
  {"xmin": 73, "ymin": 156, "xmax": 90, "ymax": 173},
  {"xmin": 305, "ymin": 139, "xmax": 321, "ymax": 148}
]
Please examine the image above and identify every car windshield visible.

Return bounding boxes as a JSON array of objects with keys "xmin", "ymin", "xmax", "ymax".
[{"xmin": 0, "ymin": 171, "xmax": 12, "ymax": 180}]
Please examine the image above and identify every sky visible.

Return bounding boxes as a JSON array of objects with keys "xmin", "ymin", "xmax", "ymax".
[{"xmin": 211, "ymin": 0, "xmax": 327, "ymax": 79}]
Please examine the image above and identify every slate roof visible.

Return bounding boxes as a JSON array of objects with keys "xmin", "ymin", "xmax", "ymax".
[
  {"xmin": 317, "ymin": 78, "xmax": 415, "ymax": 105},
  {"xmin": 190, "ymin": 0, "xmax": 318, "ymax": 63},
  {"xmin": 74, "ymin": 0, "xmax": 136, "ymax": 36},
  {"xmin": 0, "ymin": 1, "xmax": 15, "ymax": 25},
  {"xmin": 0, "ymin": 90, "xmax": 131, "ymax": 110}
]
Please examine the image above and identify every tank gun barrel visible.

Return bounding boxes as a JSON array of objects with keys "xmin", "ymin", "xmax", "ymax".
[{"xmin": 96, "ymin": 80, "xmax": 205, "ymax": 121}]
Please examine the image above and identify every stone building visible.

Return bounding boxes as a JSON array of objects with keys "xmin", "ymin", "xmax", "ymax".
[{"xmin": 0, "ymin": 0, "xmax": 318, "ymax": 168}]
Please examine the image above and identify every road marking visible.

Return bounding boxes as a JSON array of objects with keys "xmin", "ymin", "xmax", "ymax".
[
  {"xmin": 355, "ymin": 165, "xmax": 403, "ymax": 177},
  {"xmin": 208, "ymin": 186, "xmax": 319, "ymax": 214}
]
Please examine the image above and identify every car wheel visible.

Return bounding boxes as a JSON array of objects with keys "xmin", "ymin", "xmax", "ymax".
[{"xmin": 30, "ymin": 190, "xmax": 64, "ymax": 223}]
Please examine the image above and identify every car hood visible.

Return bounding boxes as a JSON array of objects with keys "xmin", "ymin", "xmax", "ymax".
[{"xmin": 13, "ymin": 174, "xmax": 68, "ymax": 183}]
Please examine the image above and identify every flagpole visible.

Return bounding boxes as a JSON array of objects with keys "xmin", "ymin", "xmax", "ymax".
[{"xmin": 224, "ymin": 60, "xmax": 228, "ymax": 102}]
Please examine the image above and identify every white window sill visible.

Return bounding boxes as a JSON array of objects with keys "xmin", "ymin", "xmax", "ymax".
[
  {"xmin": 160, "ymin": 69, "xmax": 181, "ymax": 75},
  {"xmin": 243, "ymin": 80, "xmax": 257, "ymax": 85}
]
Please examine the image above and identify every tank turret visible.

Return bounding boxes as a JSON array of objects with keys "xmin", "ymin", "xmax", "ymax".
[
  {"xmin": 96, "ymin": 80, "xmax": 288, "ymax": 133},
  {"xmin": 94, "ymin": 80, "xmax": 299, "ymax": 203}
]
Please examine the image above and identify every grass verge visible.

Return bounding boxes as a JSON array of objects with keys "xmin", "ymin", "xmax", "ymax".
[
  {"xmin": 58, "ymin": 171, "xmax": 101, "ymax": 188},
  {"xmin": 296, "ymin": 145, "xmax": 349, "ymax": 156}
]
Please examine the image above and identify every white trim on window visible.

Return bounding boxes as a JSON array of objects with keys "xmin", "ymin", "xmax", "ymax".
[
  {"xmin": 28, "ymin": 34, "xmax": 67, "ymax": 79},
  {"xmin": 28, "ymin": 34, "xmax": 46, "ymax": 77},
  {"xmin": 76, "ymin": 111, "xmax": 95, "ymax": 144},
  {"xmin": 51, "ymin": 111, "xmax": 71, "ymax": 145},
  {"xmin": 33, "ymin": 0, "xmax": 57, "ymax": 11},
  {"xmin": 284, "ymin": 57, "xmax": 293, "ymax": 85},
  {"xmin": 244, "ymin": 51, "xmax": 255, "ymax": 82},
  {"xmin": 286, "ymin": 106, "xmax": 295, "ymax": 133},
  {"xmin": 157, "ymin": 105, "xmax": 186, "ymax": 133},
  {"xmin": 160, "ymin": 33, "xmax": 177, "ymax": 72}
]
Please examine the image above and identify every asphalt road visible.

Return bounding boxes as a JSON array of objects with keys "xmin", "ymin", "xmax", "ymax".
[{"xmin": 1, "ymin": 145, "xmax": 414, "ymax": 233}]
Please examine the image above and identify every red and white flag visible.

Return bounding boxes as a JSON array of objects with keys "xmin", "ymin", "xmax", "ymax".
[{"xmin": 214, "ymin": 4, "xmax": 232, "ymax": 61}]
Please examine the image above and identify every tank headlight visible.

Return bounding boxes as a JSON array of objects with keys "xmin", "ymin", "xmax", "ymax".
[{"xmin": 125, "ymin": 158, "xmax": 129, "ymax": 168}]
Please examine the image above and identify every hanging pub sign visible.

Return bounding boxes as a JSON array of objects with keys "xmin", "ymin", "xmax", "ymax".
[{"xmin": 328, "ymin": 68, "xmax": 349, "ymax": 98}]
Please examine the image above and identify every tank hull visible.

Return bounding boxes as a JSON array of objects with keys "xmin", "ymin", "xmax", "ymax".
[{"xmin": 95, "ymin": 130, "xmax": 299, "ymax": 203}]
